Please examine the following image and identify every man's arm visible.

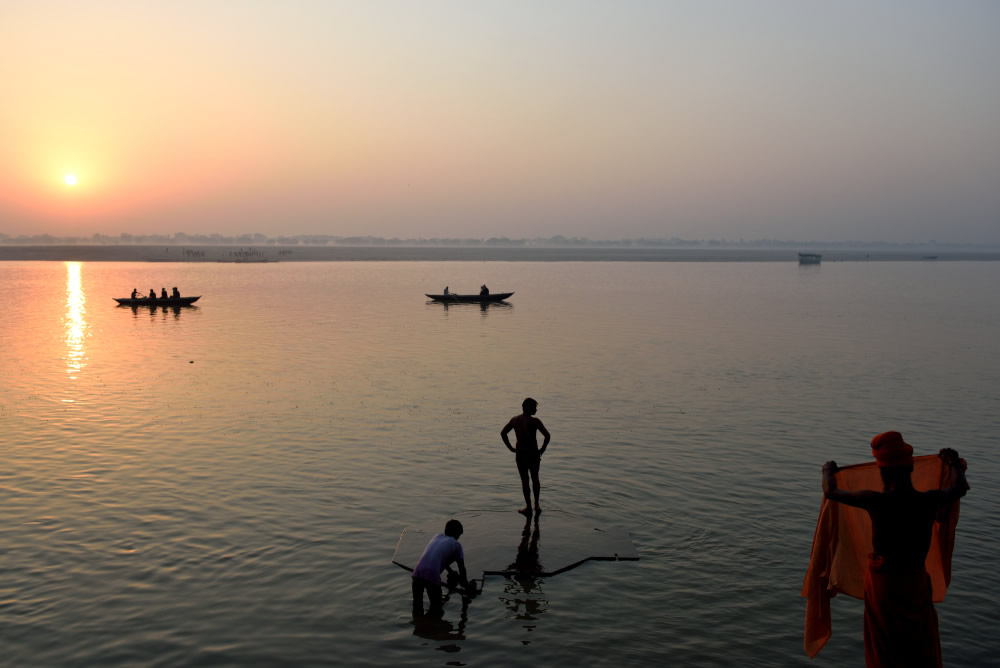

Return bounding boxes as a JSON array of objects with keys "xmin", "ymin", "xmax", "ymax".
[
  {"xmin": 538, "ymin": 420, "xmax": 551, "ymax": 455},
  {"xmin": 501, "ymin": 419, "xmax": 516, "ymax": 453},
  {"xmin": 822, "ymin": 461, "xmax": 878, "ymax": 509},
  {"xmin": 443, "ymin": 555, "xmax": 470, "ymax": 589}
]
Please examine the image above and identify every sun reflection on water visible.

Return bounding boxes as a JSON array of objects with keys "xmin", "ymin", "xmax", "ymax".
[{"xmin": 64, "ymin": 261, "xmax": 88, "ymax": 381}]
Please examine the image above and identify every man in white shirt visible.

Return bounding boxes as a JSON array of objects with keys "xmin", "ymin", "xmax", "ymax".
[{"xmin": 411, "ymin": 519, "xmax": 469, "ymax": 616}]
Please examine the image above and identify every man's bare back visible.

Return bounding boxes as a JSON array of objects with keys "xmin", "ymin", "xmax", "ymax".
[{"xmin": 504, "ymin": 414, "xmax": 545, "ymax": 455}]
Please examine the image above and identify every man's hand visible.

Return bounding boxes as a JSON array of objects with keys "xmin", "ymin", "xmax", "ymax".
[
  {"xmin": 822, "ymin": 461, "xmax": 839, "ymax": 496},
  {"xmin": 939, "ymin": 448, "xmax": 960, "ymax": 463}
]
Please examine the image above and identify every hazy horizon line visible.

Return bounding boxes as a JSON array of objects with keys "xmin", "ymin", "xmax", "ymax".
[{"xmin": 2, "ymin": 232, "xmax": 997, "ymax": 251}]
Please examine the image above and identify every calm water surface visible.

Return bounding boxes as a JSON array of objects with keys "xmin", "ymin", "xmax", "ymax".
[{"xmin": 1, "ymin": 260, "xmax": 998, "ymax": 667}]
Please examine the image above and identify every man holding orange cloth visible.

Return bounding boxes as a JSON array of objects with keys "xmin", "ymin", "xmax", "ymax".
[{"xmin": 822, "ymin": 432, "xmax": 968, "ymax": 667}]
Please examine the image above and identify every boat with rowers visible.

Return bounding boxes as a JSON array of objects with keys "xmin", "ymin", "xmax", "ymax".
[
  {"xmin": 114, "ymin": 296, "xmax": 201, "ymax": 306},
  {"xmin": 426, "ymin": 291, "xmax": 513, "ymax": 303}
]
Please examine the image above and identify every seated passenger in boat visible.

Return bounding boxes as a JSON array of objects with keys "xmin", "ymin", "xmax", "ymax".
[
  {"xmin": 148, "ymin": 288, "xmax": 156, "ymax": 299},
  {"xmin": 172, "ymin": 287, "xmax": 180, "ymax": 298},
  {"xmin": 161, "ymin": 287, "xmax": 168, "ymax": 299},
  {"xmin": 131, "ymin": 288, "xmax": 138, "ymax": 299},
  {"xmin": 480, "ymin": 284, "xmax": 489, "ymax": 296}
]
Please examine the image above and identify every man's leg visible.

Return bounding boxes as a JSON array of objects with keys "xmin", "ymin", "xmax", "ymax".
[
  {"xmin": 412, "ymin": 577, "xmax": 425, "ymax": 615},
  {"xmin": 516, "ymin": 458, "xmax": 532, "ymax": 514},
  {"xmin": 530, "ymin": 460, "xmax": 541, "ymax": 511},
  {"xmin": 426, "ymin": 582, "xmax": 444, "ymax": 616}
]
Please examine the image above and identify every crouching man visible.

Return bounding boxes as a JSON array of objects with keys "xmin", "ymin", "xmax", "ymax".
[{"xmin": 411, "ymin": 519, "xmax": 469, "ymax": 616}]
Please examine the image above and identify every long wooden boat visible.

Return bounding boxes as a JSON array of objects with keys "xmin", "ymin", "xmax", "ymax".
[
  {"xmin": 114, "ymin": 296, "xmax": 201, "ymax": 307},
  {"xmin": 426, "ymin": 292, "xmax": 513, "ymax": 303}
]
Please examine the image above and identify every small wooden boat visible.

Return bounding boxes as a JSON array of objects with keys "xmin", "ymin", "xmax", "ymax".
[
  {"xmin": 426, "ymin": 292, "xmax": 514, "ymax": 303},
  {"xmin": 114, "ymin": 296, "xmax": 201, "ymax": 307},
  {"xmin": 798, "ymin": 253, "xmax": 822, "ymax": 265}
]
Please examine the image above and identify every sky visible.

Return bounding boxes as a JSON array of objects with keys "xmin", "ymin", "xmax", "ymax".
[{"xmin": 1, "ymin": 0, "xmax": 998, "ymax": 243}]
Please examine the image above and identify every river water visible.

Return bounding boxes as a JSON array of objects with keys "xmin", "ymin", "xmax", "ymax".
[{"xmin": 1, "ymin": 259, "xmax": 997, "ymax": 667}]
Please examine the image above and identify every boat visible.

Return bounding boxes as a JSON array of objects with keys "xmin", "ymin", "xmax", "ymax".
[
  {"xmin": 217, "ymin": 259, "xmax": 279, "ymax": 263},
  {"xmin": 426, "ymin": 292, "xmax": 514, "ymax": 303},
  {"xmin": 798, "ymin": 253, "xmax": 822, "ymax": 265},
  {"xmin": 114, "ymin": 296, "xmax": 201, "ymax": 307}
]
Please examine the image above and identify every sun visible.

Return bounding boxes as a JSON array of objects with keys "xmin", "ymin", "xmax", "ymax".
[{"xmin": 64, "ymin": 173, "xmax": 78, "ymax": 186}]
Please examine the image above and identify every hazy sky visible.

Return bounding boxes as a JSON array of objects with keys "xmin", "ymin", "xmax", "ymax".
[{"xmin": 2, "ymin": 1, "xmax": 998, "ymax": 243}]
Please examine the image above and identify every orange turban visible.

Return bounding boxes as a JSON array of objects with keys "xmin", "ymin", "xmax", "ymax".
[{"xmin": 871, "ymin": 431, "xmax": 914, "ymax": 468}]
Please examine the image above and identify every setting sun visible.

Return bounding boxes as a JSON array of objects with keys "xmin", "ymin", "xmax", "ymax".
[{"xmin": 64, "ymin": 173, "xmax": 78, "ymax": 186}]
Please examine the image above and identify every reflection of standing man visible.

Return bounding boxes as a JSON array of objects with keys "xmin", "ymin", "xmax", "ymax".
[
  {"xmin": 502, "ymin": 514, "xmax": 547, "ymax": 625},
  {"xmin": 509, "ymin": 514, "xmax": 541, "ymax": 574},
  {"xmin": 501, "ymin": 398, "xmax": 551, "ymax": 515}
]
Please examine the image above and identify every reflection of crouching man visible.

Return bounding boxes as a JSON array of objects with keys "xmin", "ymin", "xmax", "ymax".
[{"xmin": 412, "ymin": 519, "xmax": 469, "ymax": 616}]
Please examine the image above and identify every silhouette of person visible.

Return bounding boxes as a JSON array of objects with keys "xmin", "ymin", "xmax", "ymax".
[
  {"xmin": 480, "ymin": 284, "xmax": 489, "ymax": 296},
  {"xmin": 161, "ymin": 287, "xmax": 168, "ymax": 299},
  {"xmin": 172, "ymin": 287, "xmax": 180, "ymax": 298},
  {"xmin": 148, "ymin": 288, "xmax": 156, "ymax": 299},
  {"xmin": 501, "ymin": 398, "xmax": 551, "ymax": 515},
  {"xmin": 822, "ymin": 432, "xmax": 968, "ymax": 667},
  {"xmin": 131, "ymin": 288, "xmax": 138, "ymax": 299},
  {"xmin": 411, "ymin": 519, "xmax": 469, "ymax": 617},
  {"xmin": 443, "ymin": 286, "xmax": 450, "ymax": 296}
]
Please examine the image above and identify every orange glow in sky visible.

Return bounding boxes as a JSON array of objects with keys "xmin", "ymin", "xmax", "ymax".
[{"xmin": 1, "ymin": 2, "xmax": 998, "ymax": 243}]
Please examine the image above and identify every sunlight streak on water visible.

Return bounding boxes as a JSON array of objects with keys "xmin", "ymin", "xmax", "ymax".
[{"xmin": 63, "ymin": 261, "xmax": 87, "ymax": 380}]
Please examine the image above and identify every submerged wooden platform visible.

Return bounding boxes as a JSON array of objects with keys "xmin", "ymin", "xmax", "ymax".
[{"xmin": 392, "ymin": 510, "xmax": 638, "ymax": 588}]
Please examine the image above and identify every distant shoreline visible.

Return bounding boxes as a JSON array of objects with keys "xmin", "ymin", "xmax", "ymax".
[{"xmin": 1, "ymin": 245, "xmax": 998, "ymax": 263}]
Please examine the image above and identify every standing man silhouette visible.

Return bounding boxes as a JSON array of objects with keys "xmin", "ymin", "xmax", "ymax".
[{"xmin": 501, "ymin": 398, "xmax": 551, "ymax": 515}]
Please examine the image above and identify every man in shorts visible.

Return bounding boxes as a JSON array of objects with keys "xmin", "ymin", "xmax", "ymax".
[{"xmin": 501, "ymin": 397, "xmax": 551, "ymax": 515}]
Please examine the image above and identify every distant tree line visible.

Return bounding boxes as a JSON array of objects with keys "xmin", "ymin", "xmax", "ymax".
[{"xmin": 0, "ymin": 231, "xmax": 989, "ymax": 250}]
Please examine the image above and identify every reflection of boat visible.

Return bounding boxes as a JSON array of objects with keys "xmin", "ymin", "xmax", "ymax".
[
  {"xmin": 113, "ymin": 296, "xmax": 201, "ymax": 306},
  {"xmin": 426, "ymin": 292, "xmax": 514, "ymax": 303},
  {"xmin": 922, "ymin": 255, "xmax": 939, "ymax": 260},
  {"xmin": 798, "ymin": 253, "xmax": 822, "ymax": 265}
]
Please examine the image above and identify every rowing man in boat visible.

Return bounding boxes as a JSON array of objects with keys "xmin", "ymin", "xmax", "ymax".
[{"xmin": 501, "ymin": 398, "xmax": 551, "ymax": 515}]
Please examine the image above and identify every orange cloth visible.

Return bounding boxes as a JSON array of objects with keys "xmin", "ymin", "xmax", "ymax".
[{"xmin": 801, "ymin": 455, "xmax": 964, "ymax": 658}]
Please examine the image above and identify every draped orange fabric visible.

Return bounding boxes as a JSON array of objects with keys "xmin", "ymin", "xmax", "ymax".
[{"xmin": 801, "ymin": 455, "xmax": 964, "ymax": 658}]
